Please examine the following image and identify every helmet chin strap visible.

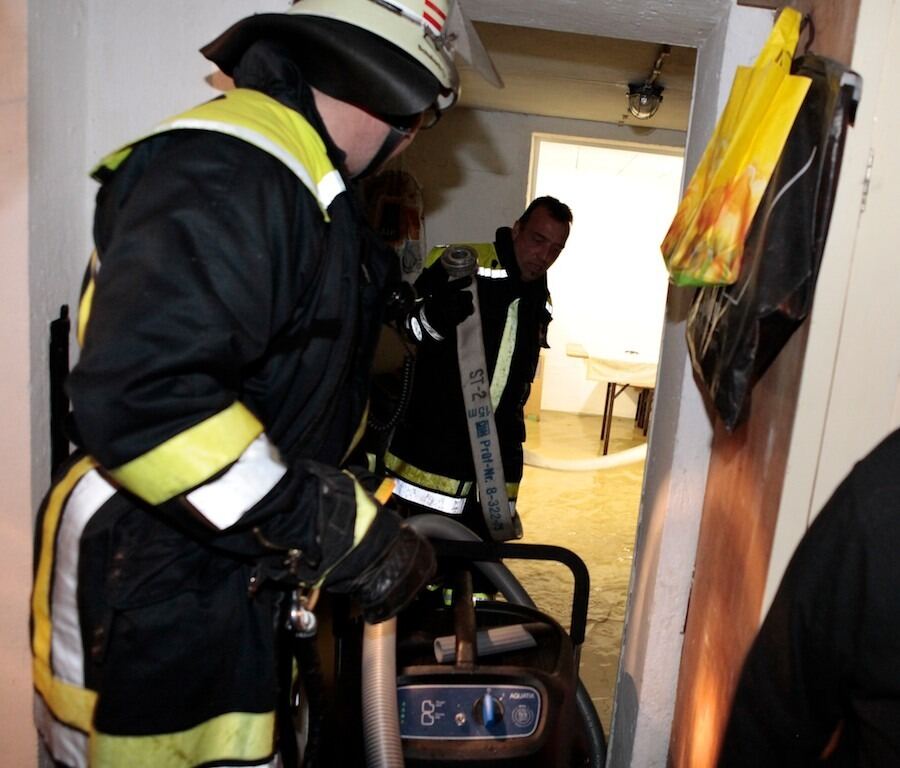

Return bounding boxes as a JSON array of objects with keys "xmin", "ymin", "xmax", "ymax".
[{"xmin": 355, "ymin": 124, "xmax": 411, "ymax": 179}]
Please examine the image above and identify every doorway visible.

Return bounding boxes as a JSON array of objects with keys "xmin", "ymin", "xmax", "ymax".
[
  {"xmin": 507, "ymin": 136, "xmax": 684, "ymax": 726},
  {"xmin": 527, "ymin": 135, "xmax": 683, "ymax": 415}
]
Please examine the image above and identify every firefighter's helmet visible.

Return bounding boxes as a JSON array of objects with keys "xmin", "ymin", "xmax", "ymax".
[{"xmin": 202, "ymin": 0, "xmax": 477, "ymax": 119}]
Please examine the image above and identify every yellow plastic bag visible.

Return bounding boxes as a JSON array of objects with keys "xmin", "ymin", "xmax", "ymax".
[{"xmin": 661, "ymin": 8, "xmax": 812, "ymax": 286}]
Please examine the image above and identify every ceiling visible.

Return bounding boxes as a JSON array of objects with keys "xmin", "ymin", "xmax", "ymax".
[{"xmin": 455, "ymin": 0, "xmax": 734, "ymax": 132}]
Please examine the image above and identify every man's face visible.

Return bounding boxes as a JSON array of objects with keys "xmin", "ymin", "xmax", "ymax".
[{"xmin": 511, "ymin": 205, "xmax": 570, "ymax": 282}]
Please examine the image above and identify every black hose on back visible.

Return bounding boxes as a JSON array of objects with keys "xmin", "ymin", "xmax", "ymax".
[{"xmin": 367, "ymin": 352, "xmax": 415, "ymax": 435}]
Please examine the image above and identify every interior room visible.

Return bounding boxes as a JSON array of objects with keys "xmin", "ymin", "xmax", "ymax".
[
  {"xmin": 5, "ymin": 0, "xmax": 899, "ymax": 766},
  {"xmin": 387, "ymin": 36, "xmax": 691, "ymax": 727}
]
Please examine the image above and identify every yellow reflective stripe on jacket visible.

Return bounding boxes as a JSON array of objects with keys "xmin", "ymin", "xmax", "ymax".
[
  {"xmin": 384, "ymin": 450, "xmax": 471, "ymax": 497},
  {"xmin": 81, "ymin": 90, "xmax": 342, "ymax": 348},
  {"xmin": 310, "ymin": 473, "xmax": 379, "ymax": 588},
  {"xmin": 491, "ymin": 298, "xmax": 519, "ymax": 408},
  {"xmin": 92, "ymin": 88, "xmax": 344, "ymax": 219},
  {"xmin": 384, "ymin": 453, "xmax": 520, "ymax": 500},
  {"xmin": 76, "ymin": 250, "xmax": 101, "ymax": 347},
  {"xmin": 91, "ymin": 710, "xmax": 276, "ymax": 768},
  {"xmin": 184, "ymin": 433, "xmax": 287, "ymax": 530},
  {"xmin": 108, "ymin": 402, "xmax": 263, "ymax": 505},
  {"xmin": 32, "ymin": 455, "xmax": 100, "ymax": 732},
  {"xmin": 393, "ymin": 479, "xmax": 466, "ymax": 514},
  {"xmin": 350, "ymin": 474, "xmax": 379, "ymax": 545}
]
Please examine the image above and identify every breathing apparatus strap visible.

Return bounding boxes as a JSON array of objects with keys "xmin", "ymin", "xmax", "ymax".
[{"xmin": 443, "ymin": 247, "xmax": 522, "ymax": 542}]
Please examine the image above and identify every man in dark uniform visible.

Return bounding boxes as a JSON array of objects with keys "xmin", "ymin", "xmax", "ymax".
[
  {"xmin": 30, "ymin": 2, "xmax": 499, "ymax": 766},
  {"xmin": 385, "ymin": 196, "xmax": 572, "ymax": 539}
]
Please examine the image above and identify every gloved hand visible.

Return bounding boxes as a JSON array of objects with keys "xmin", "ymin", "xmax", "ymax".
[
  {"xmin": 406, "ymin": 263, "xmax": 474, "ymax": 342},
  {"xmin": 245, "ymin": 465, "xmax": 434, "ymax": 623},
  {"xmin": 324, "ymin": 508, "xmax": 436, "ymax": 624},
  {"xmin": 351, "ymin": 523, "xmax": 436, "ymax": 623}
]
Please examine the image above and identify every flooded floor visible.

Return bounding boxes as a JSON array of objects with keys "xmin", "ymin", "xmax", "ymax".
[{"xmin": 507, "ymin": 410, "xmax": 646, "ymax": 730}]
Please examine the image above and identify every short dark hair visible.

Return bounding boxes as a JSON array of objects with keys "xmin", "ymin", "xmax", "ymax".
[{"xmin": 518, "ymin": 196, "xmax": 573, "ymax": 227}]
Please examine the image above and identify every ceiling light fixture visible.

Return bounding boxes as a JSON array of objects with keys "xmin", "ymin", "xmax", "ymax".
[{"xmin": 627, "ymin": 44, "xmax": 671, "ymax": 120}]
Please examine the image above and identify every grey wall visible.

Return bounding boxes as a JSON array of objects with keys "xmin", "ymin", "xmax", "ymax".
[{"xmin": 400, "ymin": 106, "xmax": 686, "ymax": 250}]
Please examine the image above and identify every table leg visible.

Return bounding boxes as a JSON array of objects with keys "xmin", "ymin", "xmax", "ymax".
[
  {"xmin": 603, "ymin": 383, "xmax": 623, "ymax": 456},
  {"xmin": 643, "ymin": 390, "xmax": 654, "ymax": 435},
  {"xmin": 600, "ymin": 383, "xmax": 614, "ymax": 440}
]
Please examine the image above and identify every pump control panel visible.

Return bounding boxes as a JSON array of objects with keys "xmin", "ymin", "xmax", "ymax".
[{"xmin": 397, "ymin": 683, "xmax": 541, "ymax": 740}]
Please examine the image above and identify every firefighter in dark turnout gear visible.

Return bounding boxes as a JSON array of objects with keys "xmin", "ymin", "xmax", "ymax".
[
  {"xmin": 385, "ymin": 197, "xmax": 572, "ymax": 539},
  {"xmin": 30, "ymin": 2, "xmax": 501, "ymax": 766}
]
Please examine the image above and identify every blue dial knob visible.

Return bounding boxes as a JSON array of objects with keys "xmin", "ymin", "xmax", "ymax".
[{"xmin": 474, "ymin": 693, "xmax": 504, "ymax": 727}]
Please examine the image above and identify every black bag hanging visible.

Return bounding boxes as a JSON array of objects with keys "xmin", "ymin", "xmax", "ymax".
[{"xmin": 686, "ymin": 54, "xmax": 862, "ymax": 431}]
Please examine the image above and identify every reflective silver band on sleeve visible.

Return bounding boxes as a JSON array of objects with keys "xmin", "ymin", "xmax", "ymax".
[
  {"xmin": 52, "ymin": 469, "xmax": 116, "ymax": 686},
  {"xmin": 393, "ymin": 478, "xmax": 467, "ymax": 515},
  {"xmin": 186, "ymin": 434, "xmax": 287, "ymax": 530},
  {"xmin": 39, "ymin": 468, "xmax": 117, "ymax": 768}
]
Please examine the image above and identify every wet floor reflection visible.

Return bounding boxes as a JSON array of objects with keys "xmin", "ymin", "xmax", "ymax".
[{"xmin": 507, "ymin": 410, "xmax": 646, "ymax": 729}]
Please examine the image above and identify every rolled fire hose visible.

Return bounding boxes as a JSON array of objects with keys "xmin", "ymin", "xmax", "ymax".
[
  {"xmin": 441, "ymin": 246, "xmax": 521, "ymax": 542},
  {"xmin": 362, "ymin": 514, "xmax": 607, "ymax": 768}
]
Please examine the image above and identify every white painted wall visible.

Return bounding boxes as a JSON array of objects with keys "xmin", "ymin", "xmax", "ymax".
[
  {"xmin": 607, "ymin": 6, "xmax": 775, "ymax": 767},
  {"xmin": 29, "ymin": 0, "xmax": 90, "ymax": 509}
]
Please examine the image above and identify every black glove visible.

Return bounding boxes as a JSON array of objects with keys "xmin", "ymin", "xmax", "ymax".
[
  {"xmin": 244, "ymin": 463, "xmax": 435, "ymax": 623},
  {"xmin": 406, "ymin": 263, "xmax": 474, "ymax": 342},
  {"xmin": 324, "ymin": 509, "xmax": 436, "ymax": 624}
]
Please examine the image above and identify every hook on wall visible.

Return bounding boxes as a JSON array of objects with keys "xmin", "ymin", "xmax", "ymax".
[
  {"xmin": 799, "ymin": 12, "xmax": 816, "ymax": 54},
  {"xmin": 735, "ymin": 0, "xmax": 819, "ymax": 52}
]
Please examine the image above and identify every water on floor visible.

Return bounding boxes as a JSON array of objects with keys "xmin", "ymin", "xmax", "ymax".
[{"xmin": 507, "ymin": 410, "xmax": 646, "ymax": 730}]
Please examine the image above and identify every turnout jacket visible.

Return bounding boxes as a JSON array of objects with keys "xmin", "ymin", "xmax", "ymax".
[
  {"xmin": 385, "ymin": 227, "xmax": 551, "ymax": 518},
  {"xmin": 32, "ymin": 44, "xmax": 400, "ymax": 768}
]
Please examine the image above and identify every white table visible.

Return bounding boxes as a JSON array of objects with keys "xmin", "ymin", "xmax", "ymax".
[{"xmin": 568, "ymin": 345, "xmax": 659, "ymax": 454}]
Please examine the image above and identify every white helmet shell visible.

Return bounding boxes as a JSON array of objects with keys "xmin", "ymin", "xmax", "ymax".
[
  {"xmin": 201, "ymin": 0, "xmax": 496, "ymax": 116},
  {"xmin": 288, "ymin": 0, "xmax": 459, "ymax": 100}
]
